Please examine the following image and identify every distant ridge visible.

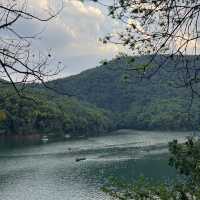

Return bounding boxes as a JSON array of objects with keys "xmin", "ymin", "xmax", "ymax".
[{"xmin": 47, "ymin": 55, "xmax": 192, "ymax": 112}]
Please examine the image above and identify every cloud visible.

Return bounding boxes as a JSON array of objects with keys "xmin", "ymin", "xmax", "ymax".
[
  {"xmin": 4, "ymin": 0, "xmax": 124, "ymax": 80},
  {"xmin": 69, "ymin": 0, "xmax": 104, "ymax": 19},
  {"xmin": 24, "ymin": 0, "xmax": 125, "ymax": 76}
]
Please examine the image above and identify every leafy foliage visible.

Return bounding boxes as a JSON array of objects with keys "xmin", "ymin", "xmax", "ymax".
[
  {"xmin": 0, "ymin": 87, "xmax": 114, "ymax": 138},
  {"xmin": 47, "ymin": 55, "xmax": 200, "ymax": 131},
  {"xmin": 103, "ymin": 138, "xmax": 200, "ymax": 200},
  {"xmin": 2, "ymin": 55, "xmax": 200, "ymax": 138},
  {"xmin": 91, "ymin": 0, "xmax": 200, "ymax": 97}
]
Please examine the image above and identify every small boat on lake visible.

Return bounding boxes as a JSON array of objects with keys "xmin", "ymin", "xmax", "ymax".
[{"xmin": 75, "ymin": 157, "xmax": 86, "ymax": 162}]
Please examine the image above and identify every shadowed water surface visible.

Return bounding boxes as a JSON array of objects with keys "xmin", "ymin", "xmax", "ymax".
[{"xmin": 0, "ymin": 130, "xmax": 193, "ymax": 200}]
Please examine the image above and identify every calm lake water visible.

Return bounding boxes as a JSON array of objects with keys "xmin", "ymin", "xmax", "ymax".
[{"xmin": 0, "ymin": 130, "xmax": 193, "ymax": 200}]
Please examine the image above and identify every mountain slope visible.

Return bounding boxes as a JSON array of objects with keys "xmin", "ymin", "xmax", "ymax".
[
  {"xmin": 45, "ymin": 55, "xmax": 200, "ymax": 131},
  {"xmin": 2, "ymin": 55, "xmax": 199, "ymax": 140},
  {"xmin": 48, "ymin": 55, "xmax": 191, "ymax": 112},
  {"xmin": 0, "ymin": 87, "xmax": 114, "ymax": 138}
]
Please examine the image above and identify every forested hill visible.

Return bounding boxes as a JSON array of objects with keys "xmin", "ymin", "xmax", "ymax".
[
  {"xmin": 48, "ymin": 55, "xmax": 190, "ymax": 112},
  {"xmin": 0, "ymin": 87, "xmax": 114, "ymax": 139},
  {"xmin": 1, "ymin": 55, "xmax": 200, "ymax": 139},
  {"xmin": 47, "ymin": 55, "xmax": 200, "ymax": 131}
]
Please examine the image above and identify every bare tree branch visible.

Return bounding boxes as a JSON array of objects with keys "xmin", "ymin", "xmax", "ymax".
[{"xmin": 0, "ymin": 0, "xmax": 64, "ymax": 95}]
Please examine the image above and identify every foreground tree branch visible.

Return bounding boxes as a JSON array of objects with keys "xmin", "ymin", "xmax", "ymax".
[
  {"xmin": 92, "ymin": 0, "xmax": 200, "ymax": 97},
  {"xmin": 0, "ymin": 0, "xmax": 63, "ymax": 95}
]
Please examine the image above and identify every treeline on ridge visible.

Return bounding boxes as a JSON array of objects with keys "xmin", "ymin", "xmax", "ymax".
[{"xmin": 48, "ymin": 55, "xmax": 200, "ymax": 131}]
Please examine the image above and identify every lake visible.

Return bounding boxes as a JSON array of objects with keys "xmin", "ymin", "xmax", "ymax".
[{"xmin": 0, "ymin": 130, "xmax": 193, "ymax": 200}]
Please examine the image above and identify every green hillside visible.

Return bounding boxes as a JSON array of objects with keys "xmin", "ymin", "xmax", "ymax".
[
  {"xmin": 47, "ymin": 55, "xmax": 200, "ymax": 131},
  {"xmin": 1, "ymin": 55, "xmax": 200, "ymax": 139},
  {"xmin": 48, "ymin": 55, "xmax": 188, "ymax": 111},
  {"xmin": 0, "ymin": 86, "xmax": 114, "ymax": 139}
]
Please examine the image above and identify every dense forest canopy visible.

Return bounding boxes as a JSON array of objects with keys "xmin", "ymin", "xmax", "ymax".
[
  {"xmin": 1, "ymin": 55, "xmax": 200, "ymax": 140},
  {"xmin": 0, "ymin": 85, "xmax": 114, "ymax": 139},
  {"xmin": 47, "ymin": 55, "xmax": 200, "ymax": 131}
]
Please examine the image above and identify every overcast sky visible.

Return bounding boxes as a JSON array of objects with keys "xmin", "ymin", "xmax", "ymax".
[
  {"xmin": 21, "ymin": 0, "xmax": 125, "ymax": 79},
  {"xmin": 3, "ymin": 0, "xmax": 199, "ymax": 82}
]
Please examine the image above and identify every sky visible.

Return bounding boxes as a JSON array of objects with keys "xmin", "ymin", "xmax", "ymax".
[
  {"xmin": 20, "ymin": 0, "xmax": 125, "ymax": 78},
  {"xmin": 2, "ymin": 0, "xmax": 200, "ymax": 82}
]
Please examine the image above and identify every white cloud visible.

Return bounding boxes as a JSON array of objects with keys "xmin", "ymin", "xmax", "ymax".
[
  {"xmin": 69, "ymin": 0, "xmax": 104, "ymax": 19},
  {"xmin": 11, "ymin": 0, "xmax": 125, "ymax": 77}
]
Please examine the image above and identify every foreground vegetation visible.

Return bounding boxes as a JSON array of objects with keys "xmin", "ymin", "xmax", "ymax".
[{"xmin": 103, "ymin": 138, "xmax": 200, "ymax": 200}]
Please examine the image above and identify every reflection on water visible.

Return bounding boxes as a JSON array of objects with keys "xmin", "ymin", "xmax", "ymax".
[{"xmin": 0, "ymin": 130, "xmax": 193, "ymax": 200}]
